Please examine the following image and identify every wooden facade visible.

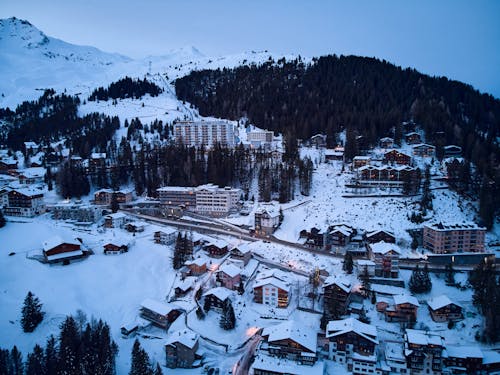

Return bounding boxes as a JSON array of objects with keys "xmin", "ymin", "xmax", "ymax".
[{"xmin": 383, "ymin": 150, "xmax": 412, "ymax": 165}]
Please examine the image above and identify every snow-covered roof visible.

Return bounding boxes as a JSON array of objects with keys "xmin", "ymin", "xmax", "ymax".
[
  {"xmin": 127, "ymin": 221, "xmax": 145, "ymax": 227},
  {"xmin": 105, "ymin": 212, "xmax": 127, "ymax": 219},
  {"xmin": 355, "ymin": 260, "xmax": 375, "ymax": 267},
  {"xmin": 393, "ymin": 294, "xmax": 420, "ymax": 307},
  {"xmin": 326, "ymin": 318, "xmax": 378, "ymax": 344},
  {"xmin": 329, "ymin": 224, "xmax": 353, "ymax": 236},
  {"xmin": 218, "ymin": 263, "xmax": 241, "ymax": 278},
  {"xmin": 253, "ymin": 276, "xmax": 290, "ymax": 292},
  {"xmin": 174, "ymin": 276, "xmax": 197, "ymax": 292},
  {"xmin": 257, "ymin": 268, "xmax": 289, "ymax": 282},
  {"xmin": 9, "ymin": 187, "xmax": 43, "ymax": 197},
  {"xmin": 203, "ymin": 287, "xmax": 232, "ymax": 302},
  {"xmin": 371, "ymin": 284, "xmax": 407, "ymax": 296},
  {"xmin": 24, "ymin": 141, "xmax": 38, "ymax": 148},
  {"xmin": 91, "ymin": 152, "xmax": 106, "ymax": 159},
  {"xmin": 205, "ymin": 239, "xmax": 228, "ymax": 249},
  {"xmin": 427, "ymin": 295, "xmax": 460, "ymax": 311},
  {"xmin": 140, "ymin": 299, "xmax": 180, "ymax": 316},
  {"xmin": 43, "ymin": 236, "xmax": 80, "ymax": 252},
  {"xmin": 157, "ymin": 186, "xmax": 195, "ymax": 192},
  {"xmin": 262, "ymin": 321, "xmax": 317, "ymax": 353},
  {"xmin": 380, "ymin": 137, "xmax": 394, "ymax": 142},
  {"xmin": 323, "ymin": 276, "xmax": 351, "ymax": 293},
  {"xmin": 405, "ymin": 329, "xmax": 443, "ymax": 346},
  {"xmin": 155, "ymin": 227, "xmax": 177, "ymax": 235},
  {"xmin": 104, "ymin": 240, "xmax": 128, "ymax": 248},
  {"xmin": 412, "ymin": 143, "xmax": 435, "ymax": 149},
  {"xmin": 46, "ymin": 249, "xmax": 84, "ymax": 261},
  {"xmin": 446, "ymin": 345, "xmax": 483, "ymax": 359},
  {"xmin": 385, "ymin": 342, "xmax": 405, "ymax": 362},
  {"xmin": 365, "ymin": 229, "xmax": 395, "ymax": 238},
  {"xmin": 165, "ymin": 329, "xmax": 199, "ymax": 349},
  {"xmin": 425, "ymin": 222, "xmax": 485, "ymax": 231},
  {"xmin": 482, "ymin": 350, "xmax": 500, "ymax": 365},
  {"xmin": 251, "ymin": 353, "xmax": 324, "ymax": 375},
  {"xmin": 18, "ymin": 167, "xmax": 45, "ymax": 178},
  {"xmin": 353, "ymin": 156, "xmax": 370, "ymax": 160},
  {"xmin": 369, "ymin": 241, "xmax": 401, "ymax": 255},
  {"xmin": 185, "ymin": 258, "xmax": 206, "ymax": 267}
]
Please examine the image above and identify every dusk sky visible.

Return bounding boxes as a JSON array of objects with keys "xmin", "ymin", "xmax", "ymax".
[{"xmin": 2, "ymin": 0, "xmax": 499, "ymax": 97}]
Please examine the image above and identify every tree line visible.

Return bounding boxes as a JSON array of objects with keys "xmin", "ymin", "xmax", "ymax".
[
  {"xmin": 88, "ymin": 77, "xmax": 163, "ymax": 101},
  {"xmin": 175, "ymin": 54, "xmax": 500, "ymax": 227}
]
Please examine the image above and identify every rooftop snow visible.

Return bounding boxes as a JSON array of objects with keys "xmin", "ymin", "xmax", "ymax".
[
  {"xmin": 393, "ymin": 294, "xmax": 420, "ymax": 307},
  {"xmin": 43, "ymin": 235, "xmax": 80, "ymax": 252},
  {"xmin": 369, "ymin": 241, "xmax": 401, "ymax": 255},
  {"xmin": 262, "ymin": 320, "xmax": 317, "ymax": 353},
  {"xmin": 203, "ymin": 287, "xmax": 232, "ymax": 301},
  {"xmin": 427, "ymin": 295, "xmax": 460, "ymax": 310},
  {"xmin": 140, "ymin": 298, "xmax": 179, "ymax": 316},
  {"xmin": 405, "ymin": 329, "xmax": 444, "ymax": 346},
  {"xmin": 218, "ymin": 263, "xmax": 241, "ymax": 278},
  {"xmin": 165, "ymin": 329, "xmax": 199, "ymax": 349},
  {"xmin": 326, "ymin": 317, "xmax": 378, "ymax": 344}
]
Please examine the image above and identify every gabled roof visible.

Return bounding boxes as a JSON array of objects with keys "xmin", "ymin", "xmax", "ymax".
[
  {"xmin": 427, "ymin": 295, "xmax": 461, "ymax": 311},
  {"xmin": 205, "ymin": 239, "xmax": 229, "ymax": 249},
  {"xmin": 253, "ymin": 276, "xmax": 290, "ymax": 292},
  {"xmin": 185, "ymin": 258, "xmax": 206, "ymax": 267},
  {"xmin": 165, "ymin": 329, "xmax": 199, "ymax": 349},
  {"xmin": 105, "ymin": 212, "xmax": 127, "ymax": 219},
  {"xmin": 405, "ymin": 329, "xmax": 443, "ymax": 346},
  {"xmin": 326, "ymin": 318, "xmax": 378, "ymax": 344},
  {"xmin": 262, "ymin": 321, "xmax": 317, "ymax": 353},
  {"xmin": 203, "ymin": 287, "xmax": 232, "ymax": 302},
  {"xmin": 218, "ymin": 263, "xmax": 241, "ymax": 278},
  {"xmin": 446, "ymin": 345, "xmax": 483, "ymax": 359},
  {"xmin": 323, "ymin": 276, "xmax": 351, "ymax": 294},
  {"xmin": 365, "ymin": 229, "xmax": 395, "ymax": 239},
  {"xmin": 369, "ymin": 241, "xmax": 401, "ymax": 255},
  {"xmin": 393, "ymin": 294, "xmax": 420, "ymax": 307},
  {"xmin": 43, "ymin": 236, "xmax": 80, "ymax": 252},
  {"xmin": 140, "ymin": 299, "xmax": 180, "ymax": 316}
]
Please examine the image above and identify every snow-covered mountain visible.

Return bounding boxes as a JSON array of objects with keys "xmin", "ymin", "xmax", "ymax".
[{"xmin": 0, "ymin": 17, "xmax": 298, "ymax": 110}]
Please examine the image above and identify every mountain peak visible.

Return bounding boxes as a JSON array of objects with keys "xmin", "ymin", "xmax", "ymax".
[{"xmin": 0, "ymin": 17, "xmax": 50, "ymax": 49}]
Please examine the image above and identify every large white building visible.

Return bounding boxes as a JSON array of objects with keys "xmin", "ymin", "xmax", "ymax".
[
  {"xmin": 195, "ymin": 184, "xmax": 240, "ymax": 217},
  {"xmin": 157, "ymin": 184, "xmax": 241, "ymax": 217},
  {"xmin": 174, "ymin": 121, "xmax": 235, "ymax": 148}
]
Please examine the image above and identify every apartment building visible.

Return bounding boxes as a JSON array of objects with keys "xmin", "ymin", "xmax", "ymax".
[
  {"xmin": 174, "ymin": 120, "xmax": 235, "ymax": 148},
  {"xmin": 195, "ymin": 184, "xmax": 240, "ymax": 217},
  {"xmin": 247, "ymin": 130, "xmax": 273, "ymax": 143},
  {"xmin": 4, "ymin": 188, "xmax": 45, "ymax": 217},
  {"xmin": 423, "ymin": 222, "xmax": 486, "ymax": 254},
  {"xmin": 404, "ymin": 329, "xmax": 444, "ymax": 375},
  {"xmin": 157, "ymin": 186, "xmax": 196, "ymax": 208}
]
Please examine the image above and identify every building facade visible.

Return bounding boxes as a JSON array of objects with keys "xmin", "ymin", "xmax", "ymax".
[
  {"xmin": 174, "ymin": 120, "xmax": 235, "ymax": 148},
  {"xmin": 423, "ymin": 222, "xmax": 486, "ymax": 254}
]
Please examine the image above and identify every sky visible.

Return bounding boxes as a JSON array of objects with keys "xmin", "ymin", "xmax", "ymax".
[{"xmin": 1, "ymin": 0, "xmax": 500, "ymax": 98}]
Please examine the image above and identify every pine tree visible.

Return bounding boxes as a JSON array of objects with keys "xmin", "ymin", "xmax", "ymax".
[
  {"xmin": 129, "ymin": 339, "xmax": 153, "ymax": 375},
  {"xmin": 0, "ymin": 210, "xmax": 6, "ymax": 228},
  {"xmin": 359, "ymin": 266, "xmax": 371, "ymax": 297},
  {"xmin": 58, "ymin": 316, "xmax": 81, "ymax": 375},
  {"xmin": 445, "ymin": 264, "xmax": 455, "ymax": 286},
  {"xmin": 421, "ymin": 264, "xmax": 432, "ymax": 293},
  {"xmin": 173, "ymin": 233, "xmax": 185, "ymax": 270},
  {"xmin": 10, "ymin": 346, "xmax": 23, "ymax": 375},
  {"xmin": 219, "ymin": 299, "xmax": 236, "ymax": 330},
  {"xmin": 203, "ymin": 297, "xmax": 211, "ymax": 313},
  {"xmin": 409, "ymin": 265, "xmax": 421, "ymax": 294},
  {"xmin": 343, "ymin": 252, "xmax": 353, "ymax": 274},
  {"xmin": 0, "ymin": 349, "xmax": 11, "ymax": 375},
  {"xmin": 110, "ymin": 193, "xmax": 119, "ymax": 213},
  {"xmin": 21, "ymin": 291, "xmax": 44, "ymax": 332},
  {"xmin": 153, "ymin": 363, "xmax": 163, "ymax": 375},
  {"xmin": 44, "ymin": 335, "xmax": 57, "ymax": 375},
  {"xmin": 25, "ymin": 344, "xmax": 46, "ymax": 375},
  {"xmin": 237, "ymin": 280, "xmax": 244, "ymax": 295}
]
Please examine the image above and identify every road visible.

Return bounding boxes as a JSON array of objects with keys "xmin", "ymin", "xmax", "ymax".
[{"xmin": 233, "ymin": 334, "xmax": 261, "ymax": 375}]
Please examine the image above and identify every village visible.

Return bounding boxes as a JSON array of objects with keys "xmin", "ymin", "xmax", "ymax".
[{"xmin": 0, "ymin": 117, "xmax": 499, "ymax": 375}]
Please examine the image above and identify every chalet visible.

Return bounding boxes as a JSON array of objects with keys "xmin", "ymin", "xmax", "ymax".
[
  {"xmin": 204, "ymin": 239, "xmax": 229, "ymax": 258},
  {"xmin": 229, "ymin": 243, "xmax": 252, "ymax": 265},
  {"xmin": 365, "ymin": 229, "xmax": 396, "ymax": 244},
  {"xmin": 367, "ymin": 241, "xmax": 401, "ymax": 278},
  {"xmin": 444, "ymin": 145, "xmax": 462, "ymax": 158},
  {"xmin": 384, "ymin": 342, "xmax": 408, "ymax": 374},
  {"xmin": 352, "ymin": 156, "xmax": 371, "ymax": 169},
  {"xmin": 253, "ymin": 276, "xmax": 290, "ymax": 308},
  {"xmin": 299, "ymin": 227, "xmax": 327, "ymax": 249},
  {"xmin": 70, "ymin": 155, "xmax": 83, "ymax": 167},
  {"xmin": 154, "ymin": 228, "xmax": 178, "ymax": 245},
  {"xmin": 328, "ymin": 224, "xmax": 356, "ymax": 247},
  {"xmin": 165, "ymin": 329, "xmax": 202, "ymax": 369},
  {"xmin": 89, "ymin": 152, "xmax": 107, "ymax": 169},
  {"xmin": 412, "ymin": 143, "xmax": 436, "ymax": 158},
  {"xmin": 427, "ymin": 295, "xmax": 463, "ymax": 322},
  {"xmin": 405, "ymin": 132, "xmax": 422, "ymax": 144},
  {"xmin": 323, "ymin": 276, "xmax": 352, "ymax": 321},
  {"xmin": 250, "ymin": 354, "xmax": 325, "ymax": 375},
  {"xmin": 17, "ymin": 167, "xmax": 45, "ymax": 185},
  {"xmin": 24, "ymin": 141, "xmax": 40, "ymax": 154},
  {"xmin": 0, "ymin": 158, "xmax": 18, "ymax": 173},
  {"xmin": 326, "ymin": 318, "xmax": 379, "ymax": 374},
  {"xmin": 114, "ymin": 189, "xmax": 134, "ymax": 203},
  {"xmin": 125, "ymin": 221, "xmax": 145, "ymax": 233},
  {"xmin": 254, "ymin": 207, "xmax": 280, "ymax": 236},
  {"xmin": 383, "ymin": 150, "xmax": 412, "ymax": 165},
  {"xmin": 94, "ymin": 189, "xmax": 113, "ymax": 205},
  {"xmin": 43, "ymin": 236, "xmax": 85, "ymax": 264},
  {"xmin": 379, "ymin": 137, "xmax": 394, "ymax": 149},
  {"xmin": 4, "ymin": 188, "xmax": 45, "ymax": 217},
  {"xmin": 216, "ymin": 263, "xmax": 241, "ymax": 290},
  {"xmin": 324, "ymin": 146, "xmax": 344, "ymax": 161},
  {"xmin": 0, "ymin": 188, "xmax": 9, "ymax": 207},
  {"xmin": 404, "ymin": 329, "xmax": 444, "ymax": 375},
  {"xmin": 184, "ymin": 258, "xmax": 207, "ymax": 276},
  {"xmin": 384, "ymin": 294, "xmax": 420, "ymax": 323},
  {"xmin": 354, "ymin": 260, "xmax": 376, "ymax": 277},
  {"xmin": 444, "ymin": 345, "xmax": 483, "ymax": 374},
  {"xmin": 356, "ymin": 165, "xmax": 418, "ymax": 185},
  {"xmin": 203, "ymin": 287, "xmax": 232, "ymax": 312},
  {"xmin": 139, "ymin": 299, "xmax": 182, "ymax": 329},
  {"xmin": 103, "ymin": 241, "xmax": 128, "ymax": 255},
  {"xmin": 260, "ymin": 321, "xmax": 318, "ymax": 365},
  {"xmin": 104, "ymin": 212, "xmax": 127, "ymax": 228},
  {"xmin": 173, "ymin": 277, "xmax": 197, "ymax": 298}
]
